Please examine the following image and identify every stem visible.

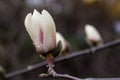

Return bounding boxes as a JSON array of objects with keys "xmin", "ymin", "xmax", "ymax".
[
  {"xmin": 47, "ymin": 61, "xmax": 57, "ymax": 77},
  {"xmin": 47, "ymin": 60, "xmax": 84, "ymax": 80},
  {"xmin": 55, "ymin": 74, "xmax": 82, "ymax": 80}
]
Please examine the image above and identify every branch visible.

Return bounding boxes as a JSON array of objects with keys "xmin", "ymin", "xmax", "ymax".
[
  {"xmin": 39, "ymin": 59, "xmax": 81, "ymax": 80},
  {"xmin": 5, "ymin": 39, "xmax": 120, "ymax": 79}
]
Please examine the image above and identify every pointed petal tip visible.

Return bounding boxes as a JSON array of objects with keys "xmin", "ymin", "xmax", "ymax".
[
  {"xmin": 33, "ymin": 9, "xmax": 41, "ymax": 16},
  {"xmin": 33, "ymin": 9, "xmax": 37, "ymax": 13},
  {"xmin": 33, "ymin": 9, "xmax": 49, "ymax": 15},
  {"xmin": 41, "ymin": 9, "xmax": 50, "ymax": 15},
  {"xmin": 42, "ymin": 9, "xmax": 47, "ymax": 13},
  {"xmin": 34, "ymin": 9, "xmax": 37, "ymax": 11}
]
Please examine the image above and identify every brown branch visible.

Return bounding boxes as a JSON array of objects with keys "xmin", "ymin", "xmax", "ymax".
[{"xmin": 4, "ymin": 39, "xmax": 120, "ymax": 79}]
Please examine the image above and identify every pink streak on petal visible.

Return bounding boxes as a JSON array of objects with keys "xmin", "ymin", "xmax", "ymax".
[{"xmin": 39, "ymin": 27, "xmax": 44, "ymax": 44}]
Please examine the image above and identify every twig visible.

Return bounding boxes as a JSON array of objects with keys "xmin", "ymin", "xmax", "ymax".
[
  {"xmin": 53, "ymin": 73, "xmax": 82, "ymax": 80},
  {"xmin": 39, "ymin": 60, "xmax": 81, "ymax": 80},
  {"xmin": 5, "ymin": 39, "xmax": 120, "ymax": 79}
]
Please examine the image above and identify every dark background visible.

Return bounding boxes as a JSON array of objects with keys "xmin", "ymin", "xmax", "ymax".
[{"xmin": 0, "ymin": 0, "xmax": 120, "ymax": 80}]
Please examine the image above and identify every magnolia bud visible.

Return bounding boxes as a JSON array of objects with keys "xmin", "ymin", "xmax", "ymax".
[
  {"xmin": 56, "ymin": 32, "xmax": 70, "ymax": 55},
  {"xmin": 85, "ymin": 24, "xmax": 103, "ymax": 46},
  {"xmin": 24, "ymin": 9, "xmax": 56, "ymax": 54},
  {"xmin": 56, "ymin": 32, "xmax": 67, "ymax": 51}
]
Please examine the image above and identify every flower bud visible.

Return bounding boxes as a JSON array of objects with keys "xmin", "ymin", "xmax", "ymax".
[
  {"xmin": 24, "ymin": 9, "xmax": 56, "ymax": 54},
  {"xmin": 56, "ymin": 32, "xmax": 68, "ymax": 52},
  {"xmin": 85, "ymin": 24, "xmax": 103, "ymax": 46}
]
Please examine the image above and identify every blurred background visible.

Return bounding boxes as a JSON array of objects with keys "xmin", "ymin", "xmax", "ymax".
[{"xmin": 0, "ymin": 0, "xmax": 120, "ymax": 80}]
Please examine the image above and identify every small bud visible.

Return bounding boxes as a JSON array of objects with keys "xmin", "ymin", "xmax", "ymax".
[
  {"xmin": 85, "ymin": 24, "xmax": 103, "ymax": 46},
  {"xmin": 56, "ymin": 32, "xmax": 70, "ymax": 55}
]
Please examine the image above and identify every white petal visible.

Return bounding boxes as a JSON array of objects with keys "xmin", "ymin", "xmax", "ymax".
[
  {"xmin": 85, "ymin": 24, "xmax": 102, "ymax": 42},
  {"xmin": 39, "ymin": 10, "xmax": 56, "ymax": 52},
  {"xmin": 31, "ymin": 9, "xmax": 44, "ymax": 52},
  {"xmin": 56, "ymin": 32, "xmax": 66, "ymax": 51},
  {"xmin": 24, "ymin": 13, "xmax": 32, "ymax": 28},
  {"xmin": 24, "ymin": 13, "xmax": 36, "ymax": 41},
  {"xmin": 24, "ymin": 10, "xmax": 43, "ymax": 53}
]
